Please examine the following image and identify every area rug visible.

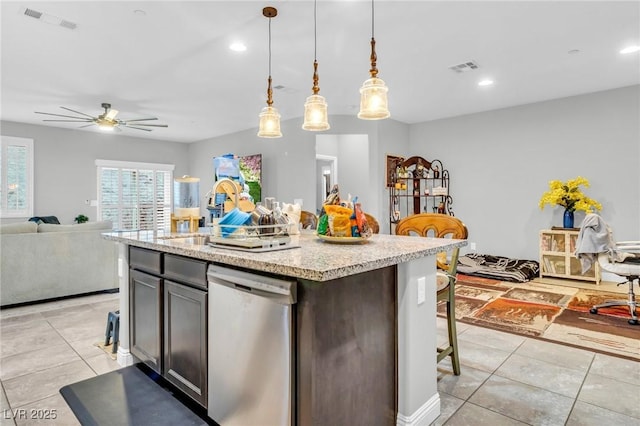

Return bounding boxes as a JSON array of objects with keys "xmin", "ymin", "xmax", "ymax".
[{"xmin": 439, "ymin": 275, "xmax": 640, "ymax": 360}]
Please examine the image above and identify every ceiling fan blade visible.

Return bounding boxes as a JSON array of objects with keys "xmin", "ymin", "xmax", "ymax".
[
  {"xmin": 42, "ymin": 119, "xmax": 93, "ymax": 122},
  {"xmin": 122, "ymin": 125, "xmax": 152, "ymax": 132},
  {"xmin": 122, "ymin": 123, "xmax": 168, "ymax": 127},
  {"xmin": 121, "ymin": 117, "xmax": 159, "ymax": 122},
  {"xmin": 105, "ymin": 109, "xmax": 119, "ymax": 120},
  {"xmin": 60, "ymin": 106, "xmax": 96, "ymax": 119},
  {"xmin": 35, "ymin": 111, "xmax": 92, "ymax": 120}
]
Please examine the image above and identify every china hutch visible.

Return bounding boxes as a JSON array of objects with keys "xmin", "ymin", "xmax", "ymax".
[{"xmin": 387, "ymin": 155, "xmax": 454, "ymax": 230}]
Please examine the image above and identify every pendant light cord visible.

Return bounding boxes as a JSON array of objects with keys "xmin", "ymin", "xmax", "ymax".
[
  {"xmin": 371, "ymin": 0, "xmax": 375, "ymax": 39},
  {"xmin": 314, "ymin": 0, "xmax": 317, "ymax": 60},
  {"xmin": 268, "ymin": 17, "xmax": 272, "ymax": 77},
  {"xmin": 369, "ymin": 0, "xmax": 378, "ymax": 77}
]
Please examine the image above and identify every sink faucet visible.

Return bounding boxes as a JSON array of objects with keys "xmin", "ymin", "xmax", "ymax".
[{"xmin": 210, "ymin": 178, "xmax": 239, "ymax": 211}]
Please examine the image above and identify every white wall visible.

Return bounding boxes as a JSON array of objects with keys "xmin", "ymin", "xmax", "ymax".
[
  {"xmin": 409, "ymin": 85, "xmax": 640, "ymax": 260},
  {"xmin": 0, "ymin": 121, "xmax": 190, "ymax": 224}
]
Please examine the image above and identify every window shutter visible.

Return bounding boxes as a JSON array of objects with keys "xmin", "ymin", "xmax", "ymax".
[
  {"xmin": 1, "ymin": 136, "xmax": 34, "ymax": 218},
  {"xmin": 96, "ymin": 161, "xmax": 174, "ymax": 231}
]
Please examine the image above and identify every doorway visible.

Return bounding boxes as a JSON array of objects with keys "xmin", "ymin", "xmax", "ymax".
[{"xmin": 316, "ymin": 155, "xmax": 337, "ymax": 213}]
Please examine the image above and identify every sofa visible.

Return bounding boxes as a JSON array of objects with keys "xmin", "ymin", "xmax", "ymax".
[{"xmin": 0, "ymin": 220, "xmax": 118, "ymax": 306}]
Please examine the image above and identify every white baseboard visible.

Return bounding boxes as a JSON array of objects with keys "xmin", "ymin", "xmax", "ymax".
[
  {"xmin": 117, "ymin": 349, "xmax": 135, "ymax": 367},
  {"xmin": 397, "ymin": 393, "xmax": 440, "ymax": 426}
]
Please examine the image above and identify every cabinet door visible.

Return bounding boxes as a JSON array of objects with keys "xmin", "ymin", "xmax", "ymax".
[
  {"xmin": 164, "ymin": 280, "xmax": 207, "ymax": 407},
  {"xmin": 130, "ymin": 269, "xmax": 162, "ymax": 373}
]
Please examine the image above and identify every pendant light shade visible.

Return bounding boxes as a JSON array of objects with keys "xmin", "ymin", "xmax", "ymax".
[
  {"xmin": 358, "ymin": 0, "xmax": 390, "ymax": 120},
  {"xmin": 258, "ymin": 106, "xmax": 282, "ymax": 138},
  {"xmin": 258, "ymin": 7, "xmax": 282, "ymax": 138},
  {"xmin": 303, "ymin": 92, "xmax": 329, "ymax": 131},
  {"xmin": 302, "ymin": 0, "xmax": 330, "ymax": 131}
]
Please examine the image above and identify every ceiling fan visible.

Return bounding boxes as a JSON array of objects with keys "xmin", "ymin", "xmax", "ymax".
[{"xmin": 35, "ymin": 102, "xmax": 168, "ymax": 132}]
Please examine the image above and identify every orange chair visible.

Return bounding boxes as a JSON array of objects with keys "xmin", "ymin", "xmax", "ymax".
[
  {"xmin": 364, "ymin": 213, "xmax": 380, "ymax": 234},
  {"xmin": 395, "ymin": 213, "xmax": 468, "ymax": 375},
  {"xmin": 300, "ymin": 210, "xmax": 318, "ymax": 230}
]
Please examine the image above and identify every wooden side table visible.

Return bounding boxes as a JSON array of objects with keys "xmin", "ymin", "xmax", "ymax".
[{"xmin": 539, "ymin": 228, "xmax": 601, "ymax": 284}]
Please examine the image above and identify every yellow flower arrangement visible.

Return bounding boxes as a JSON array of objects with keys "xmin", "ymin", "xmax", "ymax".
[{"xmin": 539, "ymin": 176, "xmax": 602, "ymax": 213}]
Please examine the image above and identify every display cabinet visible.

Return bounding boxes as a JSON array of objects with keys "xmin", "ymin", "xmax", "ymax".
[
  {"xmin": 387, "ymin": 155, "xmax": 454, "ymax": 229},
  {"xmin": 539, "ymin": 228, "xmax": 601, "ymax": 284}
]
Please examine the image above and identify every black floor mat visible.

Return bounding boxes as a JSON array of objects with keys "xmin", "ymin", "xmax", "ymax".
[{"xmin": 60, "ymin": 364, "xmax": 214, "ymax": 426}]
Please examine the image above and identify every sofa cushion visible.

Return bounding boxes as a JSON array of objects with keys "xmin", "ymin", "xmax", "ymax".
[
  {"xmin": 0, "ymin": 221, "xmax": 38, "ymax": 234},
  {"xmin": 38, "ymin": 220, "xmax": 113, "ymax": 233}
]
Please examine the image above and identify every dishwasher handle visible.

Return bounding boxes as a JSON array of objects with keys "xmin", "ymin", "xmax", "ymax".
[{"xmin": 207, "ymin": 265, "xmax": 297, "ymax": 305}]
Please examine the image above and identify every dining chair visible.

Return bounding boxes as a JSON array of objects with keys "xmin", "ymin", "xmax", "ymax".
[
  {"xmin": 395, "ymin": 213, "xmax": 468, "ymax": 375},
  {"xmin": 299, "ymin": 210, "xmax": 318, "ymax": 230},
  {"xmin": 364, "ymin": 213, "xmax": 380, "ymax": 234}
]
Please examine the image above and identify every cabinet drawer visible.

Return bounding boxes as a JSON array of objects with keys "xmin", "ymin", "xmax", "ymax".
[
  {"xmin": 164, "ymin": 254, "xmax": 207, "ymax": 289},
  {"xmin": 129, "ymin": 246, "xmax": 162, "ymax": 274}
]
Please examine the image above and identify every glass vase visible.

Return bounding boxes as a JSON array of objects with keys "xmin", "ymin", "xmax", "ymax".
[{"xmin": 563, "ymin": 209, "xmax": 574, "ymax": 228}]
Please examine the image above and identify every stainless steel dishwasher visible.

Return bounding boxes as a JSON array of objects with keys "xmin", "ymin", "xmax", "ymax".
[{"xmin": 207, "ymin": 264, "xmax": 296, "ymax": 426}]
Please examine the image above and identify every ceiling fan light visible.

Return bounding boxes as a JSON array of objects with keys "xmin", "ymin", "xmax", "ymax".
[
  {"xmin": 257, "ymin": 106, "xmax": 282, "ymax": 138},
  {"xmin": 98, "ymin": 124, "xmax": 115, "ymax": 131},
  {"xmin": 302, "ymin": 94, "xmax": 330, "ymax": 131},
  {"xmin": 358, "ymin": 77, "xmax": 390, "ymax": 120}
]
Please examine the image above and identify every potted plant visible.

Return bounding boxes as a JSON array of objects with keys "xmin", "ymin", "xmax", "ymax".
[
  {"xmin": 539, "ymin": 176, "xmax": 601, "ymax": 228},
  {"xmin": 74, "ymin": 214, "xmax": 89, "ymax": 224}
]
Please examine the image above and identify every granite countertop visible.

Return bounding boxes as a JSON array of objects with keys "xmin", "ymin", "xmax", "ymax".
[{"xmin": 103, "ymin": 230, "xmax": 466, "ymax": 282}]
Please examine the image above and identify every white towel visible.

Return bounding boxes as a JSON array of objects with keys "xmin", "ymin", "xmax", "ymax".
[
  {"xmin": 575, "ymin": 214, "xmax": 613, "ymax": 273},
  {"xmin": 575, "ymin": 214, "xmax": 630, "ymax": 274}
]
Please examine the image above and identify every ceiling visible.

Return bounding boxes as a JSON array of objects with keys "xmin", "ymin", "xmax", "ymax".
[{"xmin": 1, "ymin": 1, "xmax": 639, "ymax": 143}]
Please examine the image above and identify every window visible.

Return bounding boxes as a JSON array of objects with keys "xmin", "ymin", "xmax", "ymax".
[
  {"xmin": 96, "ymin": 160, "xmax": 174, "ymax": 231},
  {"xmin": 1, "ymin": 136, "xmax": 34, "ymax": 218}
]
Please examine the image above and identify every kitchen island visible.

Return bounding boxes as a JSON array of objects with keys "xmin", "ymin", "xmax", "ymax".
[{"xmin": 103, "ymin": 230, "xmax": 466, "ymax": 426}]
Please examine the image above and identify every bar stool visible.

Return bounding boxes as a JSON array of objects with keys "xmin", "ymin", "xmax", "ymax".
[{"xmin": 104, "ymin": 310, "xmax": 120, "ymax": 354}]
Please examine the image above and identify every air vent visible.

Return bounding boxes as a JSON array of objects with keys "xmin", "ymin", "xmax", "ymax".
[
  {"xmin": 21, "ymin": 7, "xmax": 77, "ymax": 30},
  {"xmin": 448, "ymin": 60, "xmax": 480, "ymax": 73},
  {"xmin": 59, "ymin": 20, "xmax": 77, "ymax": 30},
  {"xmin": 23, "ymin": 8, "xmax": 42, "ymax": 19}
]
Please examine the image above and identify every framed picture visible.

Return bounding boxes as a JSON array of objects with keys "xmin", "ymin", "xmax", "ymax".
[
  {"xmin": 213, "ymin": 153, "xmax": 262, "ymax": 203},
  {"xmin": 239, "ymin": 154, "xmax": 262, "ymax": 202},
  {"xmin": 385, "ymin": 154, "xmax": 404, "ymax": 188}
]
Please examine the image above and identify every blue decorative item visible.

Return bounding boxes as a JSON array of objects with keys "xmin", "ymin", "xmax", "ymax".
[
  {"xmin": 563, "ymin": 209, "xmax": 574, "ymax": 228},
  {"xmin": 218, "ymin": 208, "xmax": 251, "ymax": 237}
]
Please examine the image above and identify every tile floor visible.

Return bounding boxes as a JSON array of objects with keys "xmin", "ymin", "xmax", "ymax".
[
  {"xmin": 1, "ymin": 292, "xmax": 639, "ymax": 425},
  {"xmin": 1, "ymin": 293, "xmax": 121, "ymax": 426}
]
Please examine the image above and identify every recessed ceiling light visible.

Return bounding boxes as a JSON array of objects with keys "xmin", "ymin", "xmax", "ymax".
[
  {"xmin": 478, "ymin": 79, "xmax": 494, "ymax": 87},
  {"xmin": 620, "ymin": 45, "xmax": 640, "ymax": 55},
  {"xmin": 133, "ymin": 9, "xmax": 146, "ymax": 16},
  {"xmin": 567, "ymin": 49, "xmax": 581, "ymax": 55},
  {"xmin": 229, "ymin": 42, "xmax": 247, "ymax": 52}
]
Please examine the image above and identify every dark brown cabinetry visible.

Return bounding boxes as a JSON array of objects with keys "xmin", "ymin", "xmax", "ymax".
[
  {"xmin": 164, "ymin": 280, "xmax": 207, "ymax": 406},
  {"xmin": 129, "ymin": 269, "xmax": 163, "ymax": 373},
  {"xmin": 129, "ymin": 246, "xmax": 208, "ymax": 408}
]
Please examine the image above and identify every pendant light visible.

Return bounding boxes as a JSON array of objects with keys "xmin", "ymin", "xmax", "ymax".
[
  {"xmin": 302, "ymin": 0, "xmax": 330, "ymax": 131},
  {"xmin": 358, "ymin": 0, "xmax": 390, "ymax": 120},
  {"xmin": 257, "ymin": 6, "xmax": 282, "ymax": 138}
]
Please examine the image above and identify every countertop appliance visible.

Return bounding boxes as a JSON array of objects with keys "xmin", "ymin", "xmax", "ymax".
[{"xmin": 207, "ymin": 264, "xmax": 296, "ymax": 425}]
